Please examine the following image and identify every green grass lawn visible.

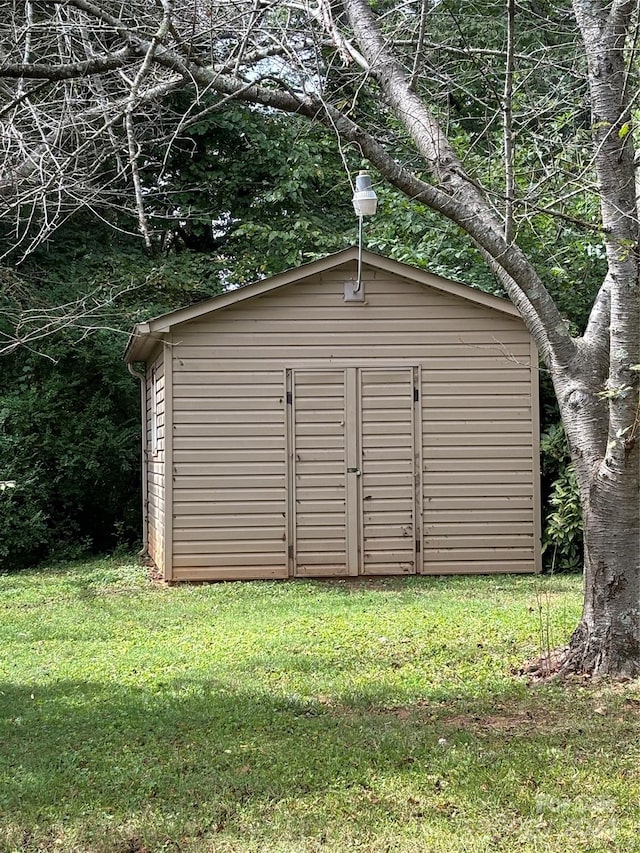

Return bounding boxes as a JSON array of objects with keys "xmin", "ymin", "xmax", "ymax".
[{"xmin": 1, "ymin": 559, "xmax": 638, "ymax": 853}]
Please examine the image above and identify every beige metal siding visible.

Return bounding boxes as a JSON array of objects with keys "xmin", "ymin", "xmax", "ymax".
[
  {"xmin": 291, "ymin": 369, "xmax": 349, "ymax": 576},
  {"xmin": 167, "ymin": 262, "xmax": 539, "ymax": 579},
  {"xmin": 146, "ymin": 350, "xmax": 165, "ymax": 572},
  {"xmin": 290, "ymin": 366, "xmax": 418, "ymax": 576},
  {"xmin": 171, "ymin": 369, "xmax": 288, "ymax": 580},
  {"xmin": 422, "ymin": 355, "xmax": 538, "ymax": 573},
  {"xmin": 360, "ymin": 368, "xmax": 418, "ymax": 575}
]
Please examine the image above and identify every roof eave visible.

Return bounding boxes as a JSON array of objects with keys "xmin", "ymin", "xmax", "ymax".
[{"xmin": 124, "ymin": 323, "xmax": 164, "ymax": 364}]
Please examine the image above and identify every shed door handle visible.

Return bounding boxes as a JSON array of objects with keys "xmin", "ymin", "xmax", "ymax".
[{"xmin": 347, "ymin": 467, "xmax": 361, "ymax": 476}]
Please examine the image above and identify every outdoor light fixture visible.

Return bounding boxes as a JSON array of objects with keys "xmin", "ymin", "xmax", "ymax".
[
  {"xmin": 352, "ymin": 170, "xmax": 377, "ymax": 294},
  {"xmin": 352, "ymin": 170, "xmax": 378, "ymax": 217}
]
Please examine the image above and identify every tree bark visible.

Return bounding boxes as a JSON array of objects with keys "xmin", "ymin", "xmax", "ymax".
[
  {"xmin": 552, "ymin": 360, "xmax": 640, "ymax": 678},
  {"xmin": 552, "ymin": 0, "xmax": 640, "ymax": 677}
]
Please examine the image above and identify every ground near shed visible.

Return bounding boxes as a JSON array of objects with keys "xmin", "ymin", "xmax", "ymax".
[{"xmin": 1, "ymin": 558, "xmax": 639, "ymax": 853}]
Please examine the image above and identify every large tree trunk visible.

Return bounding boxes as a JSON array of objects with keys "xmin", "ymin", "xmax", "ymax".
[
  {"xmin": 546, "ymin": 362, "xmax": 640, "ymax": 678},
  {"xmin": 567, "ymin": 454, "xmax": 640, "ymax": 677}
]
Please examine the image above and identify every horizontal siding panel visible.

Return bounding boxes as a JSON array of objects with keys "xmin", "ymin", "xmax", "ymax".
[
  {"xmin": 364, "ymin": 536, "xmax": 416, "ymax": 551},
  {"xmin": 289, "ymin": 370, "xmax": 346, "ymax": 385},
  {"xmin": 364, "ymin": 550, "xmax": 415, "ymax": 564},
  {"xmin": 294, "ymin": 475, "xmax": 347, "ymax": 488},
  {"xmin": 172, "ymin": 441, "xmax": 285, "ymax": 455},
  {"xmin": 423, "ymin": 394, "xmax": 531, "ymax": 408},
  {"xmin": 171, "ymin": 369, "xmax": 283, "ymax": 382},
  {"xmin": 360, "ymin": 421, "xmax": 412, "ymax": 436},
  {"xmin": 173, "ymin": 396, "xmax": 283, "ymax": 411},
  {"xmin": 173, "ymin": 410, "xmax": 283, "ymax": 425},
  {"xmin": 424, "ymin": 458, "xmax": 533, "ymax": 473},
  {"xmin": 174, "ymin": 500, "xmax": 286, "ymax": 514},
  {"xmin": 182, "ymin": 317, "xmax": 522, "ymax": 334},
  {"xmin": 360, "ymin": 409, "xmax": 417, "ymax": 423},
  {"xmin": 294, "ymin": 564, "xmax": 349, "ymax": 577},
  {"xmin": 424, "ymin": 484, "xmax": 532, "ymax": 497},
  {"xmin": 362, "ymin": 434, "xmax": 414, "ymax": 449},
  {"xmin": 221, "ymin": 301, "xmax": 503, "ymax": 317},
  {"xmin": 296, "ymin": 526, "xmax": 351, "ymax": 539},
  {"xmin": 174, "ymin": 539, "xmax": 285, "ymax": 554},
  {"xmin": 172, "ymin": 566, "xmax": 289, "ymax": 580},
  {"xmin": 424, "ymin": 471, "xmax": 532, "ymax": 485},
  {"xmin": 295, "ymin": 553, "xmax": 348, "ymax": 566},
  {"xmin": 425, "ymin": 521, "xmax": 534, "ymax": 535},
  {"xmin": 174, "ymin": 514, "xmax": 285, "ymax": 529},
  {"xmin": 421, "ymin": 561, "xmax": 535, "ymax": 575},
  {"xmin": 425, "ymin": 535, "xmax": 534, "ymax": 549},
  {"xmin": 295, "ymin": 421, "xmax": 344, "ymax": 436},
  {"xmin": 365, "ymin": 563, "xmax": 415, "ymax": 575},
  {"xmin": 361, "ymin": 396, "xmax": 415, "ymax": 410},
  {"xmin": 296, "ymin": 544, "xmax": 347, "ymax": 558},
  {"xmin": 174, "ymin": 462, "xmax": 284, "ymax": 476},
  {"xmin": 424, "ymin": 431, "xmax": 533, "ymax": 446},
  {"xmin": 174, "ymin": 475, "xmax": 285, "ymax": 489},
  {"xmin": 293, "ymin": 397, "xmax": 346, "ymax": 410},
  {"xmin": 173, "ymin": 382, "xmax": 283, "ymax": 397},
  {"xmin": 424, "ymin": 509, "xmax": 534, "ymax": 523},
  {"xmin": 361, "ymin": 457, "xmax": 414, "ymax": 471},
  {"xmin": 297, "ymin": 513, "xmax": 345, "ymax": 526},
  {"xmin": 295, "ymin": 384, "xmax": 346, "ymax": 398},
  {"xmin": 424, "ymin": 444, "xmax": 532, "ymax": 459},
  {"xmin": 295, "ymin": 410, "xmax": 348, "ymax": 424},
  {"xmin": 423, "ymin": 420, "xmax": 533, "ymax": 434},
  {"xmin": 362, "ymin": 473, "xmax": 414, "ymax": 487},
  {"xmin": 366, "ymin": 524, "xmax": 414, "ymax": 537},
  {"xmin": 296, "ymin": 435, "xmax": 344, "ymax": 449},
  {"xmin": 292, "ymin": 500, "xmax": 347, "ymax": 513},
  {"xmin": 173, "ymin": 488, "xmax": 285, "ymax": 502},
  {"xmin": 173, "ymin": 420, "xmax": 283, "ymax": 434},
  {"xmin": 171, "ymin": 345, "xmax": 532, "ymax": 361},
  {"xmin": 363, "ymin": 370, "xmax": 418, "ymax": 385},
  {"xmin": 363, "ymin": 498, "xmax": 414, "ymax": 512},
  {"xmin": 175, "ymin": 357, "xmax": 531, "ymax": 372},
  {"xmin": 423, "ymin": 547, "xmax": 535, "ymax": 560},
  {"xmin": 364, "ymin": 513, "xmax": 417, "ymax": 526},
  {"xmin": 295, "ymin": 458, "xmax": 346, "ymax": 473},
  {"xmin": 173, "ymin": 554, "xmax": 287, "ymax": 568},
  {"xmin": 423, "ymin": 380, "xmax": 531, "ymax": 395},
  {"xmin": 424, "ymin": 407, "xmax": 531, "ymax": 421},
  {"xmin": 424, "ymin": 496, "xmax": 533, "ymax": 509},
  {"xmin": 361, "ymin": 448, "xmax": 415, "ymax": 462},
  {"xmin": 175, "ymin": 331, "xmax": 530, "ymax": 347},
  {"xmin": 173, "ymin": 527, "xmax": 285, "ymax": 542},
  {"xmin": 361, "ymin": 486, "xmax": 417, "ymax": 499}
]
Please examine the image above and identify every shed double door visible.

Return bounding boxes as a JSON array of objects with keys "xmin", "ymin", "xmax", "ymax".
[{"xmin": 288, "ymin": 367, "xmax": 421, "ymax": 577}]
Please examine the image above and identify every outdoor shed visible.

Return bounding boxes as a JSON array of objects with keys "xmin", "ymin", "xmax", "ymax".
[{"xmin": 125, "ymin": 248, "xmax": 541, "ymax": 582}]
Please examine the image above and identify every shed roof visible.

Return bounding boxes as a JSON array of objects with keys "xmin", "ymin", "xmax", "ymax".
[{"xmin": 124, "ymin": 247, "xmax": 520, "ymax": 363}]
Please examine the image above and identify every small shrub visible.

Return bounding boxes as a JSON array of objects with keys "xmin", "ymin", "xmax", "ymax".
[{"xmin": 540, "ymin": 424, "xmax": 583, "ymax": 572}]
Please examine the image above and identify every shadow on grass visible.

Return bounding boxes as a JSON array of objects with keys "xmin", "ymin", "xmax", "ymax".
[{"xmin": 0, "ymin": 673, "xmax": 626, "ymax": 836}]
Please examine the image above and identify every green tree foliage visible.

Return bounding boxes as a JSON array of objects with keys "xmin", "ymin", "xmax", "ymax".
[
  {"xmin": 129, "ymin": 103, "xmax": 358, "ymax": 280},
  {"xmin": 0, "ymin": 89, "xmax": 606, "ymax": 572},
  {"xmin": 0, "ymin": 110, "xmax": 359, "ymax": 570},
  {"xmin": 0, "ymin": 221, "xmax": 227, "ymax": 570},
  {"xmin": 0, "ymin": 332, "xmax": 140, "ymax": 569}
]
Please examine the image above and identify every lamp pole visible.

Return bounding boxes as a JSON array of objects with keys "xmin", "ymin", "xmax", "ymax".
[{"xmin": 351, "ymin": 171, "xmax": 378, "ymax": 293}]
